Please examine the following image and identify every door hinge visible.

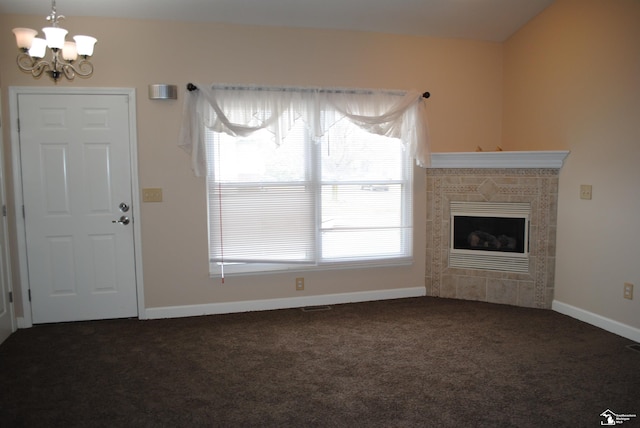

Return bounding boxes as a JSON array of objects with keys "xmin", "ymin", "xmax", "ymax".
[
  {"xmin": 22, "ymin": 205, "xmax": 25, "ymax": 219},
  {"xmin": 8, "ymin": 291, "xmax": 12, "ymax": 303},
  {"xmin": 28, "ymin": 289, "xmax": 31, "ymax": 302},
  {"xmin": 2, "ymin": 205, "xmax": 6, "ymax": 217},
  {"xmin": 17, "ymin": 118, "xmax": 20, "ymax": 133}
]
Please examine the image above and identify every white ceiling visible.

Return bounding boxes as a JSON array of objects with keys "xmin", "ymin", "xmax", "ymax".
[{"xmin": 0, "ymin": 0, "xmax": 555, "ymax": 42}]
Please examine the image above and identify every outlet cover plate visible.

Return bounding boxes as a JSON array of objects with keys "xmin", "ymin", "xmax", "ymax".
[{"xmin": 624, "ymin": 282, "xmax": 634, "ymax": 300}]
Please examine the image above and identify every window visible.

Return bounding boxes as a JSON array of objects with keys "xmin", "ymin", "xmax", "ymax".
[
  {"xmin": 178, "ymin": 84, "xmax": 429, "ymax": 277},
  {"xmin": 206, "ymin": 117, "xmax": 413, "ymax": 276}
]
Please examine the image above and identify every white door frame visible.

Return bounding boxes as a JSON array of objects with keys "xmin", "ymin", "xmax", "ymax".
[
  {"xmin": 9, "ymin": 86, "xmax": 146, "ymax": 328},
  {"xmin": 0, "ymin": 91, "xmax": 16, "ymax": 337}
]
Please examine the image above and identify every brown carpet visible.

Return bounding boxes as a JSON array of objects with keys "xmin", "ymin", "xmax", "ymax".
[{"xmin": 0, "ymin": 297, "xmax": 638, "ymax": 427}]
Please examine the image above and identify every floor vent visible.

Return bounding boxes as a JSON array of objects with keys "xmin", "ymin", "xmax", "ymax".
[
  {"xmin": 626, "ymin": 344, "xmax": 640, "ymax": 353},
  {"xmin": 301, "ymin": 305, "xmax": 332, "ymax": 312}
]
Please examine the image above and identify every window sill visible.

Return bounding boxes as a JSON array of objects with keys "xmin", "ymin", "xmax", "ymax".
[{"xmin": 209, "ymin": 257, "xmax": 413, "ymax": 278}]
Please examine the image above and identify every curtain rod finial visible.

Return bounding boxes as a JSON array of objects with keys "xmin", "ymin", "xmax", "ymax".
[
  {"xmin": 422, "ymin": 92, "xmax": 430, "ymax": 99},
  {"xmin": 187, "ymin": 83, "xmax": 198, "ymax": 92}
]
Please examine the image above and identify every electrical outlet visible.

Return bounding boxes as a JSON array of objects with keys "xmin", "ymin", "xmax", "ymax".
[
  {"xmin": 580, "ymin": 184, "xmax": 592, "ymax": 200},
  {"xmin": 624, "ymin": 282, "xmax": 634, "ymax": 300},
  {"xmin": 295, "ymin": 277, "xmax": 304, "ymax": 291},
  {"xmin": 142, "ymin": 188, "xmax": 163, "ymax": 202}
]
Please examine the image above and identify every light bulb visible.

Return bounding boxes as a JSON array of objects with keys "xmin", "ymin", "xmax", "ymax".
[
  {"xmin": 74, "ymin": 35, "xmax": 97, "ymax": 57},
  {"xmin": 62, "ymin": 41, "xmax": 78, "ymax": 61},
  {"xmin": 43, "ymin": 26, "xmax": 68, "ymax": 49},
  {"xmin": 28, "ymin": 37, "xmax": 47, "ymax": 59},
  {"xmin": 13, "ymin": 28, "xmax": 38, "ymax": 49}
]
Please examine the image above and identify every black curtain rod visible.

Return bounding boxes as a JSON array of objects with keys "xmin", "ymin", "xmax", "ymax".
[{"xmin": 186, "ymin": 83, "xmax": 430, "ymax": 99}]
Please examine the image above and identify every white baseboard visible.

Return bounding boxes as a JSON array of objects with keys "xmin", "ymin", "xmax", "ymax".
[
  {"xmin": 143, "ymin": 287, "xmax": 426, "ymax": 320},
  {"xmin": 552, "ymin": 300, "xmax": 640, "ymax": 343},
  {"xmin": 16, "ymin": 317, "xmax": 31, "ymax": 329}
]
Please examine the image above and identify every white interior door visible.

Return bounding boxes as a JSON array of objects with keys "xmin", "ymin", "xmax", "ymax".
[
  {"xmin": 0, "ymin": 93, "xmax": 15, "ymax": 343},
  {"xmin": 18, "ymin": 93, "xmax": 138, "ymax": 324}
]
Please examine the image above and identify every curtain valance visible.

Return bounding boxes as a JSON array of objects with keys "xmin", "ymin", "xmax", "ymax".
[{"xmin": 178, "ymin": 84, "xmax": 431, "ymax": 176}]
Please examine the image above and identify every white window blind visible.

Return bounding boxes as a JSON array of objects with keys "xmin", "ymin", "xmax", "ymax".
[{"xmin": 207, "ymin": 123, "xmax": 315, "ymax": 265}]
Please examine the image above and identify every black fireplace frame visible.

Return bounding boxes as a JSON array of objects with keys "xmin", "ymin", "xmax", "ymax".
[{"xmin": 452, "ymin": 215, "xmax": 527, "ymax": 253}]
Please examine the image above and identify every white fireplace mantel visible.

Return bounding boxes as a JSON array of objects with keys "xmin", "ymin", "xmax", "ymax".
[{"xmin": 429, "ymin": 151, "xmax": 569, "ymax": 169}]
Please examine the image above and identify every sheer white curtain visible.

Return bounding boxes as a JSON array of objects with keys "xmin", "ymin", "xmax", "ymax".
[{"xmin": 178, "ymin": 84, "xmax": 430, "ymax": 176}]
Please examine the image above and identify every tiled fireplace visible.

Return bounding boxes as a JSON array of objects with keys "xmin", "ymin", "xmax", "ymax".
[{"xmin": 425, "ymin": 151, "xmax": 569, "ymax": 309}]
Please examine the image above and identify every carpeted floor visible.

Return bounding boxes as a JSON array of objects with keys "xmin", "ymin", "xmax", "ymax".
[{"xmin": 0, "ymin": 297, "xmax": 638, "ymax": 427}]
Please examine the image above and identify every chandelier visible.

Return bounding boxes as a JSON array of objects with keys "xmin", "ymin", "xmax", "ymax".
[{"xmin": 12, "ymin": 0, "xmax": 97, "ymax": 82}]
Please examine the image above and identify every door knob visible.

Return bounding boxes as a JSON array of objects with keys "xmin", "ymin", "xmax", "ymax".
[{"xmin": 112, "ymin": 216, "xmax": 130, "ymax": 225}]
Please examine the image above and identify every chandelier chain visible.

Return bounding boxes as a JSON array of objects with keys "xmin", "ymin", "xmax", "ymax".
[{"xmin": 45, "ymin": 1, "xmax": 65, "ymax": 27}]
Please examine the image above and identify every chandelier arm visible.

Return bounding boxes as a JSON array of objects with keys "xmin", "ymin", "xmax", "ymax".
[
  {"xmin": 72, "ymin": 59, "xmax": 94, "ymax": 78},
  {"xmin": 16, "ymin": 53, "xmax": 35, "ymax": 71},
  {"xmin": 30, "ymin": 61, "xmax": 50, "ymax": 78},
  {"xmin": 62, "ymin": 64, "xmax": 76, "ymax": 80},
  {"xmin": 16, "ymin": 54, "xmax": 50, "ymax": 78}
]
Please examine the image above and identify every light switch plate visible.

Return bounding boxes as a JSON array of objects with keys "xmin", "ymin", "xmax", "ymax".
[
  {"xmin": 580, "ymin": 184, "xmax": 592, "ymax": 200},
  {"xmin": 142, "ymin": 188, "xmax": 163, "ymax": 202}
]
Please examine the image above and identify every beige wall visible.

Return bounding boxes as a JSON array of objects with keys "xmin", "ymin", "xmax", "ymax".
[
  {"xmin": 503, "ymin": 0, "xmax": 640, "ymax": 328},
  {"xmin": 0, "ymin": 15, "xmax": 503, "ymax": 314}
]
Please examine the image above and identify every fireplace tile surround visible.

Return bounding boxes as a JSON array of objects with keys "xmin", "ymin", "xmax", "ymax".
[{"xmin": 424, "ymin": 151, "xmax": 569, "ymax": 309}]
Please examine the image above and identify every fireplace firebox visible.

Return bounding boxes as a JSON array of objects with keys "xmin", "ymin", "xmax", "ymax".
[
  {"xmin": 453, "ymin": 216, "xmax": 526, "ymax": 253},
  {"xmin": 449, "ymin": 202, "xmax": 530, "ymax": 273}
]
